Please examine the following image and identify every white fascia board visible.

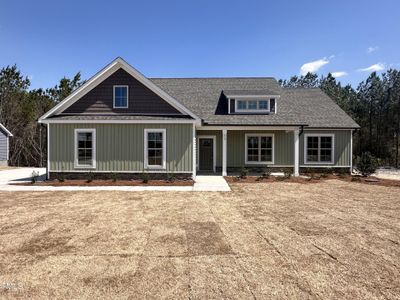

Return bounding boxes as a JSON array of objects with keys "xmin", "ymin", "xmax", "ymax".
[
  {"xmin": 41, "ymin": 119, "xmax": 197, "ymax": 124},
  {"xmin": 0, "ymin": 123, "xmax": 13, "ymax": 136},
  {"xmin": 227, "ymin": 95, "xmax": 281, "ymax": 99},
  {"xmin": 196, "ymin": 125, "xmax": 301, "ymax": 131},
  {"xmin": 39, "ymin": 57, "xmax": 201, "ymax": 122}
]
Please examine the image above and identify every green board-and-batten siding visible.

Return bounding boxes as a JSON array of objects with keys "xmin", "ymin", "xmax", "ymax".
[
  {"xmin": 196, "ymin": 129, "xmax": 351, "ymax": 168},
  {"xmin": 300, "ymin": 130, "xmax": 351, "ymax": 167},
  {"xmin": 49, "ymin": 123, "xmax": 193, "ymax": 172},
  {"xmin": 227, "ymin": 130, "xmax": 294, "ymax": 167}
]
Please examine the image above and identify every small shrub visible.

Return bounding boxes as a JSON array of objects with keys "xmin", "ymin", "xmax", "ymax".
[
  {"xmin": 57, "ymin": 172, "xmax": 65, "ymax": 182},
  {"xmin": 275, "ymin": 176, "xmax": 285, "ymax": 181},
  {"xmin": 86, "ymin": 172, "xmax": 94, "ymax": 183},
  {"xmin": 31, "ymin": 171, "xmax": 39, "ymax": 184},
  {"xmin": 58, "ymin": 165, "xmax": 65, "ymax": 182},
  {"xmin": 110, "ymin": 172, "xmax": 118, "ymax": 182},
  {"xmin": 165, "ymin": 172, "xmax": 175, "ymax": 182},
  {"xmin": 141, "ymin": 171, "xmax": 149, "ymax": 184},
  {"xmin": 351, "ymin": 175, "xmax": 361, "ymax": 182},
  {"xmin": 240, "ymin": 168, "xmax": 248, "ymax": 179},
  {"xmin": 355, "ymin": 152, "xmax": 378, "ymax": 177},
  {"xmin": 321, "ymin": 173, "xmax": 328, "ymax": 179},
  {"xmin": 283, "ymin": 170, "xmax": 292, "ymax": 179},
  {"xmin": 262, "ymin": 166, "xmax": 271, "ymax": 178}
]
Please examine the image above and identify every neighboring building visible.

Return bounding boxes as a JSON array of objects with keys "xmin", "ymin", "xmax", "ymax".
[
  {"xmin": 39, "ymin": 57, "xmax": 359, "ymax": 179},
  {"xmin": 0, "ymin": 123, "xmax": 13, "ymax": 166}
]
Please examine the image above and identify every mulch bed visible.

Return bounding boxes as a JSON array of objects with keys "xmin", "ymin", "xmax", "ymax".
[
  {"xmin": 225, "ymin": 174, "xmax": 400, "ymax": 187},
  {"xmin": 14, "ymin": 179, "xmax": 194, "ymax": 187}
]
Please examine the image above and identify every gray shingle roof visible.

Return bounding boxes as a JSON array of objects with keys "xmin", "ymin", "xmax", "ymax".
[{"xmin": 150, "ymin": 78, "xmax": 359, "ymax": 128}]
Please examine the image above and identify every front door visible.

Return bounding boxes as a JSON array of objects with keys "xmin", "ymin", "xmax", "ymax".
[{"xmin": 199, "ymin": 138, "xmax": 214, "ymax": 171}]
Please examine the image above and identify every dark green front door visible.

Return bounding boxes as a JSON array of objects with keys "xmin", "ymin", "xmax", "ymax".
[{"xmin": 199, "ymin": 138, "xmax": 214, "ymax": 171}]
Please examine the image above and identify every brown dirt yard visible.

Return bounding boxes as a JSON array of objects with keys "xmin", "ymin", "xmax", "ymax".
[{"xmin": 0, "ymin": 180, "xmax": 399, "ymax": 299}]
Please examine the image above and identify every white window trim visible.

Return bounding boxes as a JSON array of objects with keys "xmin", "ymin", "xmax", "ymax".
[
  {"xmin": 74, "ymin": 128, "xmax": 96, "ymax": 169},
  {"xmin": 197, "ymin": 135, "xmax": 216, "ymax": 172},
  {"xmin": 245, "ymin": 133, "xmax": 275, "ymax": 165},
  {"xmin": 144, "ymin": 128, "xmax": 166, "ymax": 169},
  {"xmin": 113, "ymin": 85, "xmax": 129, "ymax": 108},
  {"xmin": 304, "ymin": 133, "xmax": 335, "ymax": 164},
  {"xmin": 235, "ymin": 99, "xmax": 270, "ymax": 113}
]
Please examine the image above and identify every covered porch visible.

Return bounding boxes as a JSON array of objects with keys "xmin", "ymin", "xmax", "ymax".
[{"xmin": 195, "ymin": 126, "xmax": 300, "ymax": 177}]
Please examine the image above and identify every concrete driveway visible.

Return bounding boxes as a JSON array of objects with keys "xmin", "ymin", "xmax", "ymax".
[{"xmin": 0, "ymin": 167, "xmax": 46, "ymax": 185}]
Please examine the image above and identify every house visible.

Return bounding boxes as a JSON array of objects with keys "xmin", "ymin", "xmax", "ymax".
[
  {"xmin": 38, "ymin": 57, "xmax": 359, "ymax": 180},
  {"xmin": 0, "ymin": 123, "xmax": 13, "ymax": 166}
]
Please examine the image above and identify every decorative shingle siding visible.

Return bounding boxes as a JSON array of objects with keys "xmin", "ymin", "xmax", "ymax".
[{"xmin": 64, "ymin": 68, "xmax": 182, "ymax": 115}]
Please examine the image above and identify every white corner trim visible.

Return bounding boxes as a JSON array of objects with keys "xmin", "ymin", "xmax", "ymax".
[
  {"xmin": 74, "ymin": 128, "xmax": 96, "ymax": 169},
  {"xmin": 350, "ymin": 129, "xmax": 353, "ymax": 172},
  {"xmin": 0, "ymin": 123, "xmax": 13, "ymax": 136},
  {"xmin": 222, "ymin": 129, "xmax": 227, "ymax": 176},
  {"xmin": 197, "ymin": 135, "xmax": 216, "ymax": 173},
  {"xmin": 144, "ymin": 128, "xmax": 166, "ymax": 170},
  {"xmin": 244, "ymin": 133, "xmax": 275, "ymax": 165},
  {"xmin": 113, "ymin": 85, "xmax": 129, "ymax": 108},
  {"xmin": 39, "ymin": 57, "xmax": 201, "ymax": 122},
  {"xmin": 303, "ymin": 133, "xmax": 335, "ymax": 165},
  {"xmin": 47, "ymin": 124, "xmax": 50, "ymax": 179},
  {"xmin": 294, "ymin": 129, "xmax": 300, "ymax": 176}
]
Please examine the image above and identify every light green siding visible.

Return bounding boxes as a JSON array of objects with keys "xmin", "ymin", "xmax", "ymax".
[
  {"xmin": 300, "ymin": 130, "xmax": 351, "ymax": 167},
  {"xmin": 227, "ymin": 130, "xmax": 294, "ymax": 167},
  {"xmin": 50, "ymin": 123, "xmax": 193, "ymax": 172},
  {"xmin": 195, "ymin": 129, "xmax": 352, "ymax": 168}
]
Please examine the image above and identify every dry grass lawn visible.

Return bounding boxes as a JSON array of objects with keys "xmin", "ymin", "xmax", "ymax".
[{"xmin": 0, "ymin": 179, "xmax": 399, "ymax": 299}]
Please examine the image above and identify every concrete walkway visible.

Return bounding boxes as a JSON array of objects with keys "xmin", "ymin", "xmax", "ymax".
[
  {"xmin": 0, "ymin": 173, "xmax": 230, "ymax": 192},
  {"xmin": 192, "ymin": 175, "xmax": 231, "ymax": 191},
  {"xmin": 0, "ymin": 167, "xmax": 46, "ymax": 185}
]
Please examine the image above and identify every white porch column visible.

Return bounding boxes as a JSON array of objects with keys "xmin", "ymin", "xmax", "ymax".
[
  {"xmin": 294, "ymin": 129, "xmax": 300, "ymax": 177},
  {"xmin": 222, "ymin": 129, "xmax": 227, "ymax": 176},
  {"xmin": 192, "ymin": 123, "xmax": 196, "ymax": 180}
]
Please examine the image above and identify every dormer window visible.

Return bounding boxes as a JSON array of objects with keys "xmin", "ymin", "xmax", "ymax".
[
  {"xmin": 113, "ymin": 85, "xmax": 128, "ymax": 108},
  {"xmin": 235, "ymin": 99, "xmax": 270, "ymax": 113}
]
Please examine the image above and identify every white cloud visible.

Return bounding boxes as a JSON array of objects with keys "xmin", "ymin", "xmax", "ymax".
[
  {"xmin": 331, "ymin": 71, "xmax": 348, "ymax": 78},
  {"xmin": 367, "ymin": 46, "xmax": 379, "ymax": 53},
  {"xmin": 358, "ymin": 63, "xmax": 385, "ymax": 72},
  {"xmin": 300, "ymin": 57, "xmax": 330, "ymax": 75}
]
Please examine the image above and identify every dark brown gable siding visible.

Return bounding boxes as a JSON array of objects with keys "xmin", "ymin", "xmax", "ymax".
[{"xmin": 64, "ymin": 68, "xmax": 181, "ymax": 115}]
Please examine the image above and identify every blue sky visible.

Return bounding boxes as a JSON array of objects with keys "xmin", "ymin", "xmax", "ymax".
[{"xmin": 1, "ymin": 0, "xmax": 399, "ymax": 89}]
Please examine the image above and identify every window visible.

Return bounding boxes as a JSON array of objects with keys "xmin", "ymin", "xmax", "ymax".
[
  {"xmin": 235, "ymin": 99, "xmax": 270, "ymax": 112},
  {"xmin": 237, "ymin": 100, "xmax": 247, "ymax": 110},
  {"xmin": 259, "ymin": 100, "xmax": 268, "ymax": 110},
  {"xmin": 144, "ymin": 129, "xmax": 166, "ymax": 169},
  {"xmin": 305, "ymin": 134, "xmax": 334, "ymax": 164},
  {"xmin": 74, "ymin": 129, "xmax": 96, "ymax": 168},
  {"xmin": 113, "ymin": 85, "xmax": 128, "ymax": 108},
  {"xmin": 245, "ymin": 134, "xmax": 274, "ymax": 164}
]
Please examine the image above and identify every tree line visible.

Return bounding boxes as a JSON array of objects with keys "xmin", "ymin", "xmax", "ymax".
[
  {"xmin": 280, "ymin": 71, "xmax": 400, "ymax": 168},
  {"xmin": 0, "ymin": 65, "xmax": 83, "ymax": 166},
  {"xmin": 0, "ymin": 65, "xmax": 399, "ymax": 168}
]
